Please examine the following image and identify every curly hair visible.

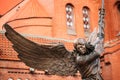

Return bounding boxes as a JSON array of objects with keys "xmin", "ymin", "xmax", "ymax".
[{"xmin": 73, "ymin": 38, "xmax": 86, "ymax": 49}]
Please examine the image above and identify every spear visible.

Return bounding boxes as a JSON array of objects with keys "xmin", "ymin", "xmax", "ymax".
[{"xmin": 98, "ymin": 0, "xmax": 105, "ymax": 40}]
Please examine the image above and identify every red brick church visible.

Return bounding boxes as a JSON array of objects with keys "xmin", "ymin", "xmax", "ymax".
[{"xmin": 0, "ymin": 0, "xmax": 120, "ymax": 80}]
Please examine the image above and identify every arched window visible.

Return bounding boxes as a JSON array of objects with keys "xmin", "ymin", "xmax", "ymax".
[
  {"xmin": 82, "ymin": 7, "xmax": 90, "ymax": 37},
  {"xmin": 8, "ymin": 78, "xmax": 13, "ymax": 80},
  {"xmin": 66, "ymin": 4, "xmax": 76, "ymax": 35}
]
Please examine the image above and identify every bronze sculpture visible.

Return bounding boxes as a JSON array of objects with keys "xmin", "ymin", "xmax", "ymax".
[
  {"xmin": 3, "ymin": 1, "xmax": 105, "ymax": 79},
  {"xmin": 74, "ymin": 38, "xmax": 104, "ymax": 80},
  {"xmin": 3, "ymin": 21, "xmax": 104, "ymax": 80}
]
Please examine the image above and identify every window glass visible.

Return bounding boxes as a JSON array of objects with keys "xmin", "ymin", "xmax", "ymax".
[
  {"xmin": 66, "ymin": 4, "xmax": 76, "ymax": 35},
  {"xmin": 82, "ymin": 7, "xmax": 90, "ymax": 37}
]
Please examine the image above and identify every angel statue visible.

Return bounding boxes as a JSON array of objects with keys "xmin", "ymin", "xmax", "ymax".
[
  {"xmin": 3, "ymin": 2, "xmax": 105, "ymax": 80},
  {"xmin": 3, "ymin": 23, "xmax": 104, "ymax": 80}
]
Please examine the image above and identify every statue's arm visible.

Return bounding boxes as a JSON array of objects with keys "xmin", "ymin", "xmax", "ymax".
[
  {"xmin": 76, "ymin": 39, "xmax": 104, "ymax": 65},
  {"xmin": 76, "ymin": 50, "xmax": 100, "ymax": 65}
]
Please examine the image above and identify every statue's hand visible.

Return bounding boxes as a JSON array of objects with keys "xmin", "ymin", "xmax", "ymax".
[{"xmin": 95, "ymin": 40, "xmax": 104, "ymax": 54}]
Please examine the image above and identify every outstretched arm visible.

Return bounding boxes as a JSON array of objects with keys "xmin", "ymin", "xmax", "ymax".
[
  {"xmin": 93, "ymin": 6, "xmax": 105, "ymax": 54},
  {"xmin": 76, "ymin": 41, "xmax": 103, "ymax": 65},
  {"xmin": 76, "ymin": 5, "xmax": 105, "ymax": 65},
  {"xmin": 88, "ymin": 3, "xmax": 105, "ymax": 54},
  {"xmin": 76, "ymin": 50, "xmax": 100, "ymax": 65}
]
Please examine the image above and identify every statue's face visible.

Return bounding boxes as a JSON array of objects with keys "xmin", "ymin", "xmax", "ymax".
[
  {"xmin": 76, "ymin": 43, "xmax": 86, "ymax": 54},
  {"xmin": 74, "ymin": 38, "xmax": 87, "ymax": 54}
]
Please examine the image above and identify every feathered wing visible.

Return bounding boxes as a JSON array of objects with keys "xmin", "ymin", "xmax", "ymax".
[
  {"xmin": 3, "ymin": 23, "xmax": 77, "ymax": 76},
  {"xmin": 87, "ymin": 7, "xmax": 105, "ymax": 53},
  {"xmin": 87, "ymin": 27, "xmax": 104, "ymax": 54},
  {"xmin": 87, "ymin": 28, "xmax": 98, "ymax": 45}
]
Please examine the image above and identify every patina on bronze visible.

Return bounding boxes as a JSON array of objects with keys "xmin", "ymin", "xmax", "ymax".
[
  {"xmin": 74, "ymin": 38, "xmax": 104, "ymax": 80},
  {"xmin": 3, "ymin": 23, "xmax": 104, "ymax": 80},
  {"xmin": 3, "ymin": 0, "xmax": 105, "ymax": 79}
]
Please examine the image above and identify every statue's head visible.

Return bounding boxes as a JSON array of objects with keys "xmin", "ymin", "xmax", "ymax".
[{"xmin": 74, "ymin": 38, "xmax": 87, "ymax": 54}]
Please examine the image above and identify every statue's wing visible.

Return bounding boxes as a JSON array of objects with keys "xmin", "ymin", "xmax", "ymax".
[
  {"xmin": 3, "ymin": 23, "xmax": 77, "ymax": 76},
  {"xmin": 86, "ymin": 27, "xmax": 104, "ymax": 53},
  {"xmin": 87, "ymin": 7, "xmax": 105, "ymax": 54},
  {"xmin": 87, "ymin": 28, "xmax": 98, "ymax": 45}
]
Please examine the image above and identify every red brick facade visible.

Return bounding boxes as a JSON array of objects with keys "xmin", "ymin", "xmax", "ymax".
[{"xmin": 0, "ymin": 0, "xmax": 120, "ymax": 80}]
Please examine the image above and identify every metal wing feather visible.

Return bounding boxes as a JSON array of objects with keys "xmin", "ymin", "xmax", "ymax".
[
  {"xmin": 87, "ymin": 6, "xmax": 105, "ymax": 53},
  {"xmin": 3, "ymin": 23, "xmax": 77, "ymax": 76},
  {"xmin": 87, "ymin": 27, "xmax": 98, "ymax": 46}
]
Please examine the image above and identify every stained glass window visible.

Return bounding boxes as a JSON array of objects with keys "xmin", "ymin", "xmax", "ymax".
[
  {"xmin": 66, "ymin": 4, "xmax": 76, "ymax": 35},
  {"xmin": 8, "ymin": 78, "xmax": 13, "ymax": 80},
  {"xmin": 82, "ymin": 7, "xmax": 90, "ymax": 37}
]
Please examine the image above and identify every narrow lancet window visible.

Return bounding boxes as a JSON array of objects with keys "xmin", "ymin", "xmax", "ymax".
[
  {"xmin": 66, "ymin": 4, "xmax": 76, "ymax": 35},
  {"xmin": 82, "ymin": 7, "xmax": 90, "ymax": 37}
]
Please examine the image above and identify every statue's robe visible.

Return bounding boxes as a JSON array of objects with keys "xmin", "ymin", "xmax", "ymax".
[{"xmin": 75, "ymin": 46, "xmax": 103, "ymax": 80}]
